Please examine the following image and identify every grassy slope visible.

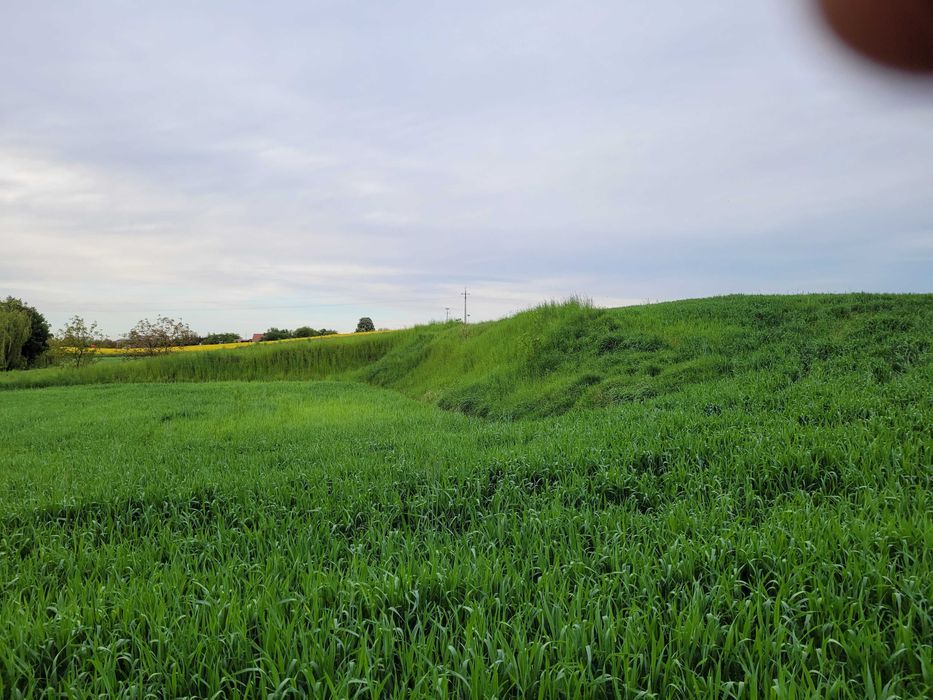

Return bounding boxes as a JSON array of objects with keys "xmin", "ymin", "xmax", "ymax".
[
  {"xmin": 359, "ymin": 293, "xmax": 932, "ymax": 418},
  {"xmin": 0, "ymin": 294, "xmax": 931, "ymax": 697},
  {"xmin": 3, "ymin": 293, "xmax": 931, "ymax": 419}
]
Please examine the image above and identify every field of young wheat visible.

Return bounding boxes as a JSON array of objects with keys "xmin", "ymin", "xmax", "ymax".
[{"xmin": 0, "ymin": 295, "xmax": 930, "ymax": 698}]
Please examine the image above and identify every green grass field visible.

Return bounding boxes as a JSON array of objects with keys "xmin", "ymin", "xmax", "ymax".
[{"xmin": 1, "ymin": 294, "xmax": 930, "ymax": 697}]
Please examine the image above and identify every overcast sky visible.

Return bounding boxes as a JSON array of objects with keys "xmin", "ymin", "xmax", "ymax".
[{"xmin": 1, "ymin": 1, "xmax": 931, "ymax": 336}]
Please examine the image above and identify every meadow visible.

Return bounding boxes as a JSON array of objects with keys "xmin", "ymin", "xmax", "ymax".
[{"xmin": 0, "ymin": 294, "xmax": 930, "ymax": 697}]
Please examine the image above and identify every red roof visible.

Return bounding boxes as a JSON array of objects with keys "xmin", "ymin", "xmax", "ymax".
[{"xmin": 251, "ymin": 333, "xmax": 265, "ymax": 342}]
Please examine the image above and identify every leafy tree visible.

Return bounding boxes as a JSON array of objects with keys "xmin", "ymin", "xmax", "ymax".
[
  {"xmin": 0, "ymin": 309, "xmax": 31, "ymax": 370},
  {"xmin": 202, "ymin": 332, "xmax": 240, "ymax": 345},
  {"xmin": 127, "ymin": 316, "xmax": 196, "ymax": 356},
  {"xmin": 55, "ymin": 316, "xmax": 104, "ymax": 368},
  {"xmin": 0, "ymin": 297, "xmax": 50, "ymax": 366},
  {"xmin": 355, "ymin": 317, "xmax": 375, "ymax": 333},
  {"xmin": 293, "ymin": 327, "xmax": 339, "ymax": 338},
  {"xmin": 263, "ymin": 328, "xmax": 291, "ymax": 341}
]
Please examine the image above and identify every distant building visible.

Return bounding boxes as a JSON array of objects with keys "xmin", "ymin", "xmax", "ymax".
[{"xmin": 251, "ymin": 333, "xmax": 265, "ymax": 342}]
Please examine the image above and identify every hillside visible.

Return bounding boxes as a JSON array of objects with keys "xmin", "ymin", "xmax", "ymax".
[
  {"xmin": 359, "ymin": 293, "xmax": 932, "ymax": 418},
  {"xmin": 3, "ymin": 294, "xmax": 931, "ymax": 419}
]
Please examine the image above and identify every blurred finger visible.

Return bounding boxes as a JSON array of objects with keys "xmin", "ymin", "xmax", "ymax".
[{"xmin": 817, "ymin": 0, "xmax": 933, "ymax": 72}]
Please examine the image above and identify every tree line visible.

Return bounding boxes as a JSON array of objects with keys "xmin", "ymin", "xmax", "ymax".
[
  {"xmin": 1, "ymin": 296, "xmax": 376, "ymax": 371},
  {"xmin": 260, "ymin": 327, "xmax": 340, "ymax": 342}
]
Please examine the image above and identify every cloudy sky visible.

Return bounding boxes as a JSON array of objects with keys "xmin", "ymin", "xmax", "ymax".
[{"xmin": 1, "ymin": 1, "xmax": 931, "ymax": 336}]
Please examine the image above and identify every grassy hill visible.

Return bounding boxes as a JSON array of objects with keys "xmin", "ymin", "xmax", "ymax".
[
  {"xmin": 0, "ymin": 294, "xmax": 930, "ymax": 697},
  {"xmin": 3, "ymin": 293, "xmax": 930, "ymax": 418}
]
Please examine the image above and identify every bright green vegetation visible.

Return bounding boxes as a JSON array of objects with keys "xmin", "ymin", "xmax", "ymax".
[{"xmin": 0, "ymin": 294, "xmax": 930, "ymax": 697}]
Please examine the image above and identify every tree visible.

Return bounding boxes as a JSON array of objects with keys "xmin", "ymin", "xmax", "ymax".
[
  {"xmin": 0, "ymin": 297, "xmax": 50, "ymax": 366},
  {"xmin": 0, "ymin": 309, "xmax": 31, "ymax": 371},
  {"xmin": 55, "ymin": 316, "xmax": 104, "ymax": 368},
  {"xmin": 293, "ymin": 327, "xmax": 339, "ymax": 338},
  {"xmin": 202, "ymin": 332, "xmax": 240, "ymax": 345},
  {"xmin": 355, "ymin": 317, "xmax": 375, "ymax": 333},
  {"xmin": 263, "ymin": 328, "xmax": 291, "ymax": 341},
  {"xmin": 127, "ymin": 316, "xmax": 196, "ymax": 356}
]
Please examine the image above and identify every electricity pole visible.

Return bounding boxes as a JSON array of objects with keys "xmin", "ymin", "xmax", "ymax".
[
  {"xmin": 444, "ymin": 307, "xmax": 450, "ymax": 322},
  {"xmin": 461, "ymin": 287, "xmax": 470, "ymax": 324}
]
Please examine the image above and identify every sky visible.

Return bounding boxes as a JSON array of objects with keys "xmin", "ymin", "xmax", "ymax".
[{"xmin": 1, "ymin": 1, "xmax": 931, "ymax": 337}]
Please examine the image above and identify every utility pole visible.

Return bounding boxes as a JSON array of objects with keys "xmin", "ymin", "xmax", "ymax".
[
  {"xmin": 461, "ymin": 287, "xmax": 470, "ymax": 324},
  {"xmin": 444, "ymin": 307, "xmax": 450, "ymax": 322}
]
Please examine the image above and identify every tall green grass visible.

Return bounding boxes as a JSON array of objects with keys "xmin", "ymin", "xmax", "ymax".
[
  {"xmin": 0, "ymin": 368, "xmax": 930, "ymax": 697},
  {"xmin": 0, "ymin": 293, "xmax": 930, "ymax": 696},
  {"xmin": 0, "ymin": 329, "xmax": 409, "ymax": 389}
]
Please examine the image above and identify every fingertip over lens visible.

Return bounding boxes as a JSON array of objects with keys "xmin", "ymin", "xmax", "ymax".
[{"xmin": 817, "ymin": 0, "xmax": 933, "ymax": 73}]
